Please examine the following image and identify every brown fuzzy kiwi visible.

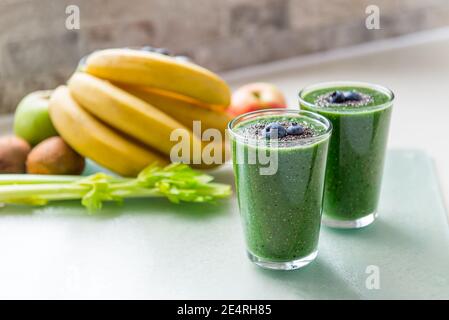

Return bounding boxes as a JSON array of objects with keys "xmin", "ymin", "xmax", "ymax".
[
  {"xmin": 26, "ymin": 137, "xmax": 85, "ymax": 175},
  {"xmin": 0, "ymin": 135, "xmax": 31, "ymax": 173}
]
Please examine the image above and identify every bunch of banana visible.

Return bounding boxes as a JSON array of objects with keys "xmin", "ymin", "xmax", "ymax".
[
  {"xmin": 84, "ymin": 48, "xmax": 230, "ymax": 108},
  {"xmin": 49, "ymin": 48, "xmax": 232, "ymax": 176},
  {"xmin": 49, "ymin": 86, "xmax": 168, "ymax": 177}
]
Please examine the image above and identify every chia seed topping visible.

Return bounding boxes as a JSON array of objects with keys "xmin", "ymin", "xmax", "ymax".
[
  {"xmin": 315, "ymin": 90, "xmax": 373, "ymax": 108},
  {"xmin": 237, "ymin": 120, "xmax": 319, "ymax": 146}
]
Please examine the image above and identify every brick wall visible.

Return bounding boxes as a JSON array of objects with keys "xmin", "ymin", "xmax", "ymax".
[{"xmin": 1, "ymin": 0, "xmax": 449, "ymax": 113}]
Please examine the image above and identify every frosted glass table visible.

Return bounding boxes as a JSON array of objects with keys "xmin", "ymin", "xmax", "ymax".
[{"xmin": 0, "ymin": 150, "xmax": 447, "ymax": 299}]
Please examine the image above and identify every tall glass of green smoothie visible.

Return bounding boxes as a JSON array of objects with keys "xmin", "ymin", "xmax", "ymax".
[
  {"xmin": 299, "ymin": 81, "xmax": 394, "ymax": 229},
  {"xmin": 228, "ymin": 109, "xmax": 332, "ymax": 270}
]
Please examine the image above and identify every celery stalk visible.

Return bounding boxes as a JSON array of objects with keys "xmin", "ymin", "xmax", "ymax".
[
  {"xmin": 0, "ymin": 175, "xmax": 79, "ymax": 185},
  {"xmin": 0, "ymin": 163, "xmax": 232, "ymax": 212}
]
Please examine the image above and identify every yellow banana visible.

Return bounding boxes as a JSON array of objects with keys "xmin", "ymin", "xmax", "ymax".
[
  {"xmin": 49, "ymin": 86, "xmax": 167, "ymax": 177},
  {"xmin": 68, "ymin": 72, "xmax": 191, "ymax": 156},
  {"xmin": 122, "ymin": 85, "xmax": 232, "ymax": 166},
  {"xmin": 68, "ymin": 73, "xmax": 223, "ymax": 169},
  {"xmin": 84, "ymin": 48, "xmax": 231, "ymax": 107},
  {"xmin": 120, "ymin": 85, "xmax": 232, "ymax": 134},
  {"xmin": 125, "ymin": 85, "xmax": 227, "ymax": 113}
]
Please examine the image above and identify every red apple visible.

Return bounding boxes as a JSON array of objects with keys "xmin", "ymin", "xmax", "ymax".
[{"xmin": 228, "ymin": 82, "xmax": 287, "ymax": 116}]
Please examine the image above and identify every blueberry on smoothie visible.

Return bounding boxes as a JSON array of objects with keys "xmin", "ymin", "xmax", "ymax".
[
  {"xmin": 263, "ymin": 123, "xmax": 287, "ymax": 139},
  {"xmin": 343, "ymin": 91, "xmax": 362, "ymax": 101},
  {"xmin": 287, "ymin": 123, "xmax": 304, "ymax": 135},
  {"xmin": 329, "ymin": 91, "xmax": 346, "ymax": 103}
]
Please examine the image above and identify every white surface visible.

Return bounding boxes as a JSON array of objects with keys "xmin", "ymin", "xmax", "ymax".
[{"xmin": 0, "ymin": 151, "xmax": 447, "ymax": 299}]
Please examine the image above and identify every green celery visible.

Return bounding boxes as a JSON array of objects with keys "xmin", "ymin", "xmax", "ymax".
[{"xmin": 0, "ymin": 163, "xmax": 232, "ymax": 212}]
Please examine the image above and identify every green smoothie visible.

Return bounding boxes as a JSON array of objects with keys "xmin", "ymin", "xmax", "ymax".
[
  {"xmin": 299, "ymin": 81, "xmax": 394, "ymax": 228},
  {"xmin": 228, "ymin": 109, "xmax": 332, "ymax": 270}
]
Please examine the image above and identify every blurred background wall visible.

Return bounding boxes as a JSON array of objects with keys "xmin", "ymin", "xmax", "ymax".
[{"xmin": 1, "ymin": 0, "xmax": 449, "ymax": 114}]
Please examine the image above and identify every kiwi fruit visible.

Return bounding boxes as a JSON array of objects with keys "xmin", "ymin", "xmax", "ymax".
[
  {"xmin": 26, "ymin": 137, "xmax": 85, "ymax": 175},
  {"xmin": 0, "ymin": 135, "xmax": 32, "ymax": 173}
]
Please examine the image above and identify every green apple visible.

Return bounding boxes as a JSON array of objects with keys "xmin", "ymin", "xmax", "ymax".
[{"xmin": 14, "ymin": 90, "xmax": 58, "ymax": 146}]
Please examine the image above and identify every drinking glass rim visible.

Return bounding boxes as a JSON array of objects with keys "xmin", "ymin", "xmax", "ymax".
[
  {"xmin": 298, "ymin": 80, "xmax": 394, "ymax": 114},
  {"xmin": 227, "ymin": 108, "xmax": 333, "ymax": 147}
]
